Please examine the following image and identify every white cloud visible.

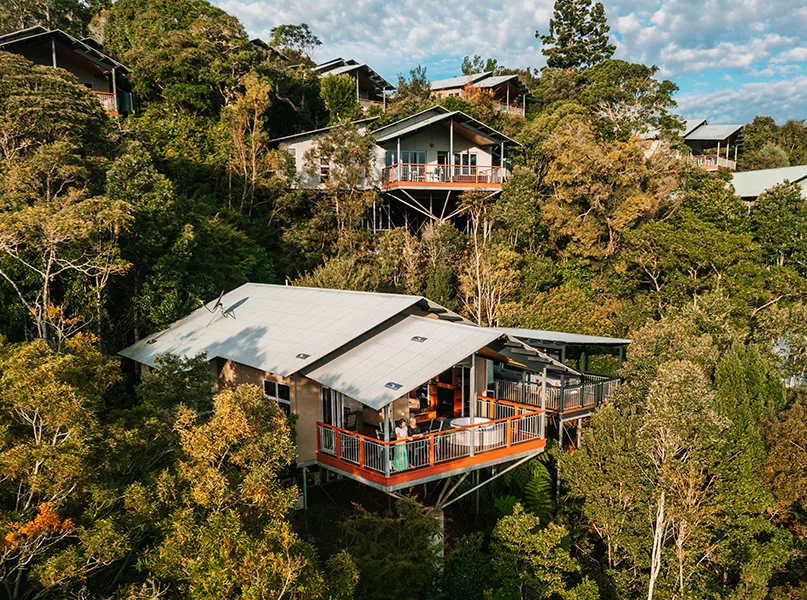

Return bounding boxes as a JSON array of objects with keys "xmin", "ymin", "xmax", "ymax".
[{"xmin": 677, "ymin": 76, "xmax": 807, "ymax": 122}]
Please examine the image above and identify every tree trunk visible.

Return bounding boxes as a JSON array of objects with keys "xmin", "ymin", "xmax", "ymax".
[{"xmin": 648, "ymin": 491, "xmax": 666, "ymax": 600}]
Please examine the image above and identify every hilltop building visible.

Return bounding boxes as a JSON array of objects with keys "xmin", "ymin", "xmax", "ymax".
[
  {"xmin": 429, "ymin": 71, "xmax": 532, "ymax": 117},
  {"xmin": 313, "ymin": 57, "xmax": 395, "ymax": 113},
  {"xmin": 0, "ymin": 25, "xmax": 134, "ymax": 114}
]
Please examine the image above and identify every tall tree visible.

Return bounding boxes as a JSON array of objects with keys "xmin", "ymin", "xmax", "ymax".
[
  {"xmin": 461, "ymin": 55, "xmax": 501, "ymax": 75},
  {"xmin": 537, "ymin": 0, "xmax": 615, "ymax": 71}
]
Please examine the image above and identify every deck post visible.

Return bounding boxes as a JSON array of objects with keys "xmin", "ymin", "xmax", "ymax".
[
  {"xmin": 556, "ymin": 418, "xmax": 564, "ymax": 502},
  {"xmin": 469, "ymin": 353, "xmax": 476, "ymax": 457},
  {"xmin": 576, "ymin": 417, "xmax": 582, "ymax": 448},
  {"xmin": 111, "ymin": 67, "xmax": 118, "ymax": 113},
  {"xmin": 501, "ymin": 142, "xmax": 505, "ymax": 182},
  {"xmin": 397, "ymin": 137, "xmax": 401, "ymax": 182},
  {"xmin": 449, "ymin": 117, "xmax": 454, "ymax": 182},
  {"xmin": 302, "ymin": 465, "xmax": 308, "ymax": 511},
  {"xmin": 429, "ymin": 436, "xmax": 435, "ymax": 466},
  {"xmin": 383, "ymin": 405, "xmax": 391, "ymax": 478},
  {"xmin": 51, "ymin": 36, "xmax": 57, "ymax": 68},
  {"xmin": 540, "ymin": 366, "xmax": 547, "ymax": 438}
]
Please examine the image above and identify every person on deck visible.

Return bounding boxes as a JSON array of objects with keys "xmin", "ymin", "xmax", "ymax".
[
  {"xmin": 392, "ymin": 418, "xmax": 409, "ymax": 472},
  {"xmin": 408, "ymin": 415, "xmax": 420, "ymax": 436}
]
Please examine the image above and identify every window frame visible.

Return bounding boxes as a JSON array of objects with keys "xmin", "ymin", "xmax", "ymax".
[{"xmin": 263, "ymin": 379, "xmax": 292, "ymax": 415}]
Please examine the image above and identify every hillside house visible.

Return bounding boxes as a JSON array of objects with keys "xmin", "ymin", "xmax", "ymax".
[
  {"xmin": 683, "ymin": 119, "xmax": 744, "ymax": 171},
  {"xmin": 314, "ymin": 57, "xmax": 394, "ymax": 113},
  {"xmin": 430, "ymin": 72, "xmax": 531, "ymax": 117},
  {"xmin": 0, "ymin": 26, "xmax": 134, "ymax": 114},
  {"xmin": 273, "ymin": 106, "xmax": 520, "ymax": 228},
  {"xmin": 119, "ymin": 285, "xmax": 626, "ymax": 497},
  {"xmin": 731, "ymin": 165, "xmax": 807, "ymax": 203}
]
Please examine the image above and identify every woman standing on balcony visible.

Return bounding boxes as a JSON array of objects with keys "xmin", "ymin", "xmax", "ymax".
[{"xmin": 392, "ymin": 419, "xmax": 409, "ymax": 472}]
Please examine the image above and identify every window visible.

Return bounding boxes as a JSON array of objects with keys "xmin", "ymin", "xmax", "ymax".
[
  {"xmin": 319, "ymin": 157, "xmax": 330, "ymax": 182},
  {"xmin": 264, "ymin": 379, "xmax": 291, "ymax": 416}
]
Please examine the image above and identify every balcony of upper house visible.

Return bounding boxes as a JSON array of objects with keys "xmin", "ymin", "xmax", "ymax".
[
  {"xmin": 306, "ymin": 314, "xmax": 576, "ymax": 492},
  {"xmin": 372, "ymin": 106, "xmax": 520, "ymax": 194}
]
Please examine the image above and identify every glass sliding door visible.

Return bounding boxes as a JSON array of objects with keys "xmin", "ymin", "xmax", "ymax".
[
  {"xmin": 401, "ymin": 150, "xmax": 426, "ymax": 181},
  {"xmin": 321, "ymin": 387, "xmax": 344, "ymax": 429}
]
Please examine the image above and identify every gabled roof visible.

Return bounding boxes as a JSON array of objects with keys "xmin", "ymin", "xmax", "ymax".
[
  {"xmin": 373, "ymin": 106, "xmax": 520, "ymax": 146},
  {"xmin": 431, "ymin": 71, "xmax": 532, "ymax": 97},
  {"xmin": 314, "ymin": 57, "xmax": 394, "ymax": 90},
  {"xmin": 119, "ymin": 284, "xmax": 458, "ymax": 377},
  {"xmin": 497, "ymin": 327, "xmax": 631, "ymax": 347},
  {"xmin": 731, "ymin": 165, "xmax": 807, "ymax": 199},
  {"xmin": 269, "ymin": 117, "xmax": 379, "ymax": 144},
  {"xmin": 430, "ymin": 72, "xmax": 491, "ymax": 90},
  {"xmin": 305, "ymin": 315, "xmax": 503, "ymax": 409},
  {"xmin": 683, "ymin": 119, "xmax": 707, "ymax": 137},
  {"xmin": 685, "ymin": 123, "xmax": 743, "ymax": 141},
  {"xmin": 0, "ymin": 26, "xmax": 130, "ymax": 72}
]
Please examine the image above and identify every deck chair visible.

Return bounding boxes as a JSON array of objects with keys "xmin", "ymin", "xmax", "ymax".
[{"xmin": 345, "ymin": 412, "xmax": 358, "ymax": 432}]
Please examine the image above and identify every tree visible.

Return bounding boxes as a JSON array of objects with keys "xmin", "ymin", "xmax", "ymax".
[
  {"xmin": 537, "ymin": 0, "xmax": 615, "ymax": 71},
  {"xmin": 320, "ymin": 74, "xmax": 362, "ymax": 123},
  {"xmin": 751, "ymin": 182, "xmax": 807, "ymax": 270},
  {"xmin": 461, "ymin": 55, "xmax": 500, "ymax": 75},
  {"xmin": 742, "ymin": 142, "xmax": 790, "ymax": 171},
  {"xmin": 393, "ymin": 65, "xmax": 431, "ymax": 105},
  {"xmin": 269, "ymin": 23, "xmax": 321, "ymax": 62},
  {"xmin": 0, "ymin": 0, "xmax": 101, "ymax": 37}
]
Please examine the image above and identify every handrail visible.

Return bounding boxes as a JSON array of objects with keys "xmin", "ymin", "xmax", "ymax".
[{"xmin": 381, "ymin": 162, "xmax": 508, "ymax": 187}]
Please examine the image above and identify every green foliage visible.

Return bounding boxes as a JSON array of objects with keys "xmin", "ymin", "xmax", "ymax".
[
  {"xmin": 269, "ymin": 23, "xmax": 321, "ymax": 62},
  {"xmin": 461, "ymin": 55, "xmax": 501, "ymax": 75},
  {"xmin": 341, "ymin": 500, "xmax": 442, "ymax": 600},
  {"xmin": 537, "ymin": 0, "xmax": 615, "ymax": 71},
  {"xmin": 135, "ymin": 353, "xmax": 214, "ymax": 412},
  {"xmin": 0, "ymin": 0, "xmax": 102, "ymax": 37},
  {"xmin": 321, "ymin": 74, "xmax": 363, "ymax": 123}
]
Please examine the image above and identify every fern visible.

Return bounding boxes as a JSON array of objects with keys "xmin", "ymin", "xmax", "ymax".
[
  {"xmin": 524, "ymin": 460, "xmax": 555, "ymax": 524},
  {"xmin": 493, "ymin": 495, "xmax": 519, "ymax": 516}
]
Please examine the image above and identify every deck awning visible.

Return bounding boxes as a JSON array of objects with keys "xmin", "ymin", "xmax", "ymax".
[
  {"xmin": 497, "ymin": 327, "xmax": 631, "ymax": 347},
  {"xmin": 304, "ymin": 316, "xmax": 575, "ymax": 409},
  {"xmin": 374, "ymin": 108, "xmax": 520, "ymax": 147}
]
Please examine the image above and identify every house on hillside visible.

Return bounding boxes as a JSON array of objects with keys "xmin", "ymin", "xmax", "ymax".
[
  {"xmin": 430, "ymin": 72, "xmax": 532, "ymax": 117},
  {"xmin": 0, "ymin": 25, "xmax": 134, "ymax": 114},
  {"xmin": 119, "ymin": 284, "xmax": 627, "ymax": 500},
  {"xmin": 731, "ymin": 165, "xmax": 807, "ymax": 203},
  {"xmin": 314, "ymin": 58, "xmax": 395, "ymax": 113},
  {"xmin": 683, "ymin": 119, "xmax": 744, "ymax": 172},
  {"xmin": 272, "ymin": 106, "xmax": 520, "ymax": 228}
]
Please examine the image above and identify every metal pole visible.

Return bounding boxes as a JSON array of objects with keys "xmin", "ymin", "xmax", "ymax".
[
  {"xmin": 51, "ymin": 36, "xmax": 57, "ymax": 68},
  {"xmin": 111, "ymin": 67, "xmax": 118, "ymax": 113},
  {"xmin": 397, "ymin": 136, "xmax": 401, "ymax": 181},
  {"xmin": 449, "ymin": 117, "xmax": 454, "ymax": 182},
  {"xmin": 540, "ymin": 366, "xmax": 547, "ymax": 438},
  {"xmin": 576, "ymin": 417, "xmax": 582, "ymax": 448},
  {"xmin": 372, "ymin": 199, "xmax": 377, "ymax": 233},
  {"xmin": 556, "ymin": 419, "xmax": 564, "ymax": 503},
  {"xmin": 383, "ymin": 405, "xmax": 391, "ymax": 477},
  {"xmin": 302, "ymin": 465, "xmax": 308, "ymax": 510},
  {"xmin": 469, "ymin": 354, "xmax": 476, "ymax": 457},
  {"xmin": 501, "ymin": 142, "xmax": 505, "ymax": 182}
]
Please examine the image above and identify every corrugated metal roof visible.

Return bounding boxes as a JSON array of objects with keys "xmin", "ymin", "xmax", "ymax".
[
  {"xmin": 496, "ymin": 327, "xmax": 631, "ymax": 346},
  {"xmin": 731, "ymin": 165, "xmax": 807, "ymax": 199},
  {"xmin": 269, "ymin": 117, "xmax": 378, "ymax": 144},
  {"xmin": 430, "ymin": 72, "xmax": 490, "ymax": 90},
  {"xmin": 684, "ymin": 123, "xmax": 743, "ymax": 141},
  {"xmin": 374, "ymin": 109, "xmax": 520, "ymax": 146},
  {"xmin": 305, "ymin": 315, "xmax": 503, "ymax": 409},
  {"xmin": 683, "ymin": 119, "xmax": 707, "ymax": 137},
  {"xmin": 118, "ymin": 284, "xmax": 429, "ymax": 376}
]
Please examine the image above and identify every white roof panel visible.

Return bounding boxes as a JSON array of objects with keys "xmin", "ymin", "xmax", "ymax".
[
  {"xmin": 305, "ymin": 315, "xmax": 503, "ymax": 409},
  {"xmin": 119, "ymin": 284, "xmax": 426, "ymax": 376},
  {"xmin": 430, "ymin": 72, "xmax": 490, "ymax": 90},
  {"xmin": 685, "ymin": 123, "xmax": 743, "ymax": 141},
  {"xmin": 496, "ymin": 327, "xmax": 631, "ymax": 346},
  {"xmin": 731, "ymin": 165, "xmax": 807, "ymax": 199}
]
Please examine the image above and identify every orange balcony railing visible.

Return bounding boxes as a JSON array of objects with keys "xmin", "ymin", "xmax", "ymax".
[{"xmin": 380, "ymin": 162, "xmax": 509, "ymax": 190}]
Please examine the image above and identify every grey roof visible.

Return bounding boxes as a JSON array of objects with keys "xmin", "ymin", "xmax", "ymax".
[
  {"xmin": 430, "ymin": 72, "xmax": 490, "ymax": 90},
  {"xmin": 373, "ymin": 108, "xmax": 521, "ymax": 146},
  {"xmin": 119, "ymin": 284, "xmax": 433, "ymax": 377},
  {"xmin": 683, "ymin": 119, "xmax": 707, "ymax": 137},
  {"xmin": 496, "ymin": 327, "xmax": 631, "ymax": 347},
  {"xmin": 731, "ymin": 165, "xmax": 807, "ymax": 199},
  {"xmin": 684, "ymin": 123, "xmax": 743, "ymax": 141},
  {"xmin": 269, "ymin": 117, "xmax": 378, "ymax": 144},
  {"xmin": 314, "ymin": 57, "xmax": 394, "ymax": 90},
  {"xmin": 305, "ymin": 315, "xmax": 503, "ymax": 409},
  {"xmin": 474, "ymin": 74, "xmax": 533, "ymax": 97}
]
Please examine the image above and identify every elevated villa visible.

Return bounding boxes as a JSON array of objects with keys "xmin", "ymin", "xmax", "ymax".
[
  {"xmin": 430, "ymin": 72, "xmax": 532, "ymax": 118},
  {"xmin": 314, "ymin": 57, "xmax": 395, "ymax": 113},
  {"xmin": 120, "ymin": 285, "xmax": 627, "ymax": 497}
]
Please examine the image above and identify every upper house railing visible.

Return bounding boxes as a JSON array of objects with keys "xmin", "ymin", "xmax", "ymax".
[
  {"xmin": 493, "ymin": 374, "xmax": 620, "ymax": 413},
  {"xmin": 381, "ymin": 163, "xmax": 509, "ymax": 189},
  {"xmin": 494, "ymin": 101, "xmax": 525, "ymax": 117},
  {"xmin": 94, "ymin": 91, "xmax": 117, "ymax": 113},
  {"xmin": 686, "ymin": 154, "xmax": 736, "ymax": 172},
  {"xmin": 358, "ymin": 97, "xmax": 385, "ymax": 112}
]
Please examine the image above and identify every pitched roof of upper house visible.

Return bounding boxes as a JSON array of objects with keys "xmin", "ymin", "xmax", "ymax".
[
  {"xmin": 268, "ymin": 117, "xmax": 379, "ymax": 144},
  {"xmin": 731, "ymin": 165, "xmax": 807, "ymax": 199},
  {"xmin": 0, "ymin": 25, "xmax": 130, "ymax": 72},
  {"xmin": 313, "ymin": 57, "xmax": 394, "ymax": 90},
  {"xmin": 496, "ymin": 327, "xmax": 631, "ymax": 347},
  {"xmin": 683, "ymin": 119, "xmax": 707, "ymax": 137},
  {"xmin": 372, "ymin": 105, "xmax": 521, "ymax": 146},
  {"xmin": 119, "ymin": 283, "xmax": 467, "ymax": 377},
  {"xmin": 431, "ymin": 71, "xmax": 532, "ymax": 97},
  {"xmin": 684, "ymin": 122, "xmax": 744, "ymax": 141}
]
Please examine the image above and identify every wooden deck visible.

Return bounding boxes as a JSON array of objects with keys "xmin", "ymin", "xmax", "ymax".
[
  {"xmin": 380, "ymin": 163, "xmax": 508, "ymax": 191},
  {"xmin": 316, "ymin": 397, "xmax": 545, "ymax": 491}
]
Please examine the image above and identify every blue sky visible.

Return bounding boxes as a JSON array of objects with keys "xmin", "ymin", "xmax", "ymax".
[{"xmin": 213, "ymin": 0, "xmax": 807, "ymax": 124}]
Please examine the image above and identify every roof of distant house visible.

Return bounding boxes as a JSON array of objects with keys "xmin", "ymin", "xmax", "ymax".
[
  {"xmin": 684, "ymin": 122, "xmax": 743, "ymax": 141},
  {"xmin": 268, "ymin": 117, "xmax": 379, "ymax": 144},
  {"xmin": 314, "ymin": 57, "xmax": 394, "ymax": 90},
  {"xmin": 0, "ymin": 25, "xmax": 130, "ymax": 72},
  {"xmin": 430, "ymin": 71, "xmax": 532, "ymax": 97},
  {"xmin": 731, "ymin": 165, "xmax": 807, "ymax": 199}
]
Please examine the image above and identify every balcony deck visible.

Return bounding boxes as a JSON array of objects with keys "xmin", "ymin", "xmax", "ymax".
[
  {"xmin": 94, "ymin": 91, "xmax": 117, "ymax": 114},
  {"xmin": 316, "ymin": 397, "xmax": 545, "ymax": 491},
  {"xmin": 493, "ymin": 373, "xmax": 620, "ymax": 418},
  {"xmin": 358, "ymin": 97, "xmax": 385, "ymax": 112},
  {"xmin": 494, "ymin": 101, "xmax": 525, "ymax": 117},
  {"xmin": 381, "ymin": 163, "xmax": 508, "ymax": 192},
  {"xmin": 686, "ymin": 154, "xmax": 736, "ymax": 172}
]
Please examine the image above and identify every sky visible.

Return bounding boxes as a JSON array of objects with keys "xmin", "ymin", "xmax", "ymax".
[{"xmin": 213, "ymin": 0, "xmax": 807, "ymax": 124}]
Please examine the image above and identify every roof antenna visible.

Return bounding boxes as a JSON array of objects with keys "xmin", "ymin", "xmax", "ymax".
[{"xmin": 202, "ymin": 291, "xmax": 236, "ymax": 326}]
